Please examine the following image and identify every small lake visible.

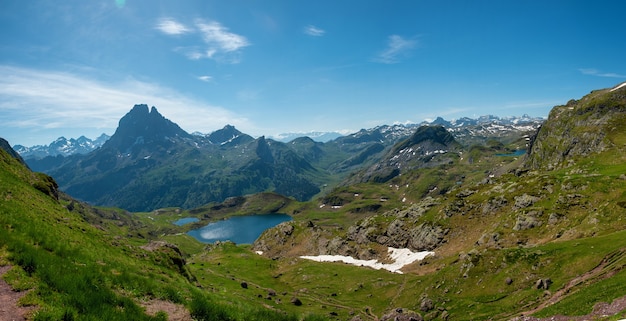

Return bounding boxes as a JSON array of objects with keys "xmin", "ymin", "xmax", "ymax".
[
  {"xmin": 173, "ymin": 217, "xmax": 200, "ymax": 226},
  {"xmin": 495, "ymin": 150, "xmax": 526, "ymax": 157},
  {"xmin": 187, "ymin": 214, "xmax": 292, "ymax": 244}
]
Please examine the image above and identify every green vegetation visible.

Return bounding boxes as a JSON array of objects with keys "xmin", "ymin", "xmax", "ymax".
[
  {"xmin": 0, "ymin": 149, "xmax": 320, "ymax": 321},
  {"xmin": 2, "ymin": 84, "xmax": 626, "ymax": 320}
]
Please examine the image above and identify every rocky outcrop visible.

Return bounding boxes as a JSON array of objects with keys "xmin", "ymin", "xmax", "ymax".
[
  {"xmin": 347, "ymin": 199, "xmax": 447, "ymax": 252},
  {"xmin": 352, "ymin": 125, "xmax": 461, "ymax": 183},
  {"xmin": 380, "ymin": 308, "xmax": 423, "ymax": 321},
  {"xmin": 0, "ymin": 138, "xmax": 28, "ymax": 167},
  {"xmin": 525, "ymin": 83, "xmax": 626, "ymax": 171}
]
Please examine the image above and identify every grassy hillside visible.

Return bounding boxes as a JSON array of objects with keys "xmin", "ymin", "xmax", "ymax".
[
  {"xmin": 2, "ymin": 84, "xmax": 626, "ymax": 320},
  {"xmin": 0, "ymin": 148, "xmax": 324, "ymax": 321}
]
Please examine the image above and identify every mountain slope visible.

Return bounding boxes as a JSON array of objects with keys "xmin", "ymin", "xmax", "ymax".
[
  {"xmin": 27, "ymin": 105, "xmax": 325, "ymax": 211},
  {"xmin": 347, "ymin": 125, "xmax": 461, "ymax": 184},
  {"xmin": 253, "ymin": 83, "xmax": 626, "ymax": 320},
  {"xmin": 525, "ymin": 83, "xmax": 626, "ymax": 171},
  {"xmin": 0, "ymin": 138, "xmax": 328, "ymax": 321}
]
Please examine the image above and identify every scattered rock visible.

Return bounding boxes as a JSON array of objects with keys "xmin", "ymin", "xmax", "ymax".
[
  {"xmin": 380, "ymin": 308, "xmax": 423, "ymax": 321},
  {"xmin": 548, "ymin": 213, "xmax": 561, "ymax": 225},
  {"xmin": 505, "ymin": 277, "xmax": 513, "ymax": 285},
  {"xmin": 514, "ymin": 210, "xmax": 543, "ymax": 231},
  {"xmin": 535, "ymin": 278, "xmax": 552, "ymax": 290},
  {"xmin": 476, "ymin": 232, "xmax": 500, "ymax": 248},
  {"xmin": 290, "ymin": 297, "xmax": 302, "ymax": 306},
  {"xmin": 420, "ymin": 298, "xmax": 435, "ymax": 312},
  {"xmin": 513, "ymin": 194, "xmax": 540, "ymax": 210}
]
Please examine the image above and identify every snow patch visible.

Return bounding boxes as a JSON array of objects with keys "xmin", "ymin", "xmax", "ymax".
[
  {"xmin": 300, "ymin": 247, "xmax": 434, "ymax": 274},
  {"xmin": 610, "ymin": 82, "xmax": 626, "ymax": 92}
]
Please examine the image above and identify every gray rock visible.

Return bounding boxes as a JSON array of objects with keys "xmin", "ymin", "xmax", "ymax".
[
  {"xmin": 513, "ymin": 194, "xmax": 540, "ymax": 210},
  {"xmin": 420, "ymin": 298, "xmax": 435, "ymax": 312}
]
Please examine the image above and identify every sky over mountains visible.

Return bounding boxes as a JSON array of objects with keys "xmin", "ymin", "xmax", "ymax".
[{"xmin": 1, "ymin": 0, "xmax": 626, "ymax": 146}]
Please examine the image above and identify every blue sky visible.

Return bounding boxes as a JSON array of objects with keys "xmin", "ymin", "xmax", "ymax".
[{"xmin": 1, "ymin": 0, "xmax": 625, "ymax": 146}]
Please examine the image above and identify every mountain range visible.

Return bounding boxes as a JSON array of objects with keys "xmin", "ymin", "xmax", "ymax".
[
  {"xmin": 14, "ymin": 133, "xmax": 110, "ymax": 159},
  {"xmin": 1, "ymin": 82, "xmax": 626, "ymax": 320},
  {"xmin": 20, "ymin": 107, "xmax": 541, "ymax": 212},
  {"xmin": 16, "ymin": 114, "xmax": 542, "ymax": 160}
]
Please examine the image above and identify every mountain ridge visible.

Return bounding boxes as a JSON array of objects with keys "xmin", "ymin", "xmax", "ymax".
[
  {"xmin": 14, "ymin": 114, "xmax": 543, "ymax": 159},
  {"xmin": 20, "ymin": 107, "xmax": 543, "ymax": 212}
]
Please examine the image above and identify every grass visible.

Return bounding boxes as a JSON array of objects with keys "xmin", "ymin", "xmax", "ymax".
[
  {"xmin": 3, "ymin": 86, "xmax": 626, "ymax": 320},
  {"xmin": 0, "ymin": 149, "xmax": 323, "ymax": 321}
]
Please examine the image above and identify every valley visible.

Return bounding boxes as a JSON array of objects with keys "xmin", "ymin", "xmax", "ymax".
[{"xmin": 1, "ymin": 82, "xmax": 626, "ymax": 320}]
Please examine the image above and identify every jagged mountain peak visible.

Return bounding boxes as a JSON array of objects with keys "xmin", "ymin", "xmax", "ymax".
[
  {"xmin": 207, "ymin": 124, "xmax": 244, "ymax": 145},
  {"xmin": 392, "ymin": 125, "xmax": 457, "ymax": 155},
  {"xmin": 13, "ymin": 134, "xmax": 111, "ymax": 159},
  {"xmin": 344, "ymin": 125, "xmax": 461, "ymax": 184},
  {"xmin": 103, "ymin": 104, "xmax": 191, "ymax": 152}
]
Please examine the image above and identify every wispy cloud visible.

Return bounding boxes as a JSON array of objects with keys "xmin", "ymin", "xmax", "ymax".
[
  {"xmin": 195, "ymin": 20, "xmax": 249, "ymax": 52},
  {"xmin": 304, "ymin": 25, "xmax": 325, "ymax": 37},
  {"xmin": 155, "ymin": 18, "xmax": 192, "ymax": 35},
  {"xmin": 197, "ymin": 75, "xmax": 213, "ymax": 82},
  {"xmin": 0, "ymin": 65, "xmax": 250, "ymax": 144},
  {"xmin": 579, "ymin": 68, "xmax": 626, "ymax": 78},
  {"xmin": 156, "ymin": 18, "xmax": 250, "ymax": 63},
  {"xmin": 374, "ymin": 35, "xmax": 417, "ymax": 64}
]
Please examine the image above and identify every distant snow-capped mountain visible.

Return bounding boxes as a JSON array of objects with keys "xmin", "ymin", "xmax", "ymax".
[
  {"xmin": 271, "ymin": 131, "xmax": 345, "ymax": 143},
  {"xmin": 14, "ymin": 114, "xmax": 543, "ymax": 159},
  {"xmin": 14, "ymin": 134, "xmax": 110, "ymax": 159},
  {"xmin": 271, "ymin": 114, "xmax": 543, "ymax": 144}
]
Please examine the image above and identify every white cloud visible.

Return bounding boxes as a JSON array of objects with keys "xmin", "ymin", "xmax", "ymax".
[
  {"xmin": 197, "ymin": 75, "xmax": 213, "ymax": 82},
  {"xmin": 304, "ymin": 25, "xmax": 325, "ymax": 36},
  {"xmin": 374, "ymin": 35, "xmax": 417, "ymax": 64},
  {"xmin": 0, "ymin": 65, "xmax": 250, "ymax": 144},
  {"xmin": 195, "ymin": 20, "xmax": 250, "ymax": 52},
  {"xmin": 155, "ymin": 18, "xmax": 192, "ymax": 35},
  {"xmin": 157, "ymin": 18, "xmax": 250, "ymax": 63},
  {"xmin": 579, "ymin": 68, "xmax": 626, "ymax": 78}
]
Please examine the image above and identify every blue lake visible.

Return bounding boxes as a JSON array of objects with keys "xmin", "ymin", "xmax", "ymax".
[
  {"xmin": 187, "ymin": 214, "xmax": 292, "ymax": 244},
  {"xmin": 495, "ymin": 150, "xmax": 527, "ymax": 157},
  {"xmin": 173, "ymin": 217, "xmax": 200, "ymax": 226}
]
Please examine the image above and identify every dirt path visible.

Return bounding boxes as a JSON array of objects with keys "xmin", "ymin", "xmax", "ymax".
[
  {"xmin": 510, "ymin": 294, "xmax": 626, "ymax": 321},
  {"xmin": 510, "ymin": 248, "xmax": 626, "ymax": 320},
  {"xmin": 0, "ymin": 265, "xmax": 33, "ymax": 321},
  {"xmin": 141, "ymin": 299, "xmax": 193, "ymax": 321}
]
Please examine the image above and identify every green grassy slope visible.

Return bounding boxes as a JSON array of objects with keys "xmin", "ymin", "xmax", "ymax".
[{"xmin": 0, "ymin": 148, "xmax": 323, "ymax": 321}]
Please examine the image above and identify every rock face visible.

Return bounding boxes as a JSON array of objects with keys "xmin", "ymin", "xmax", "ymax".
[
  {"xmin": 346, "ymin": 198, "xmax": 446, "ymax": 252},
  {"xmin": 525, "ymin": 83, "xmax": 626, "ymax": 171},
  {"xmin": 255, "ymin": 197, "xmax": 446, "ymax": 261},
  {"xmin": 0, "ymin": 138, "xmax": 28, "ymax": 167},
  {"xmin": 103, "ymin": 104, "xmax": 192, "ymax": 152},
  {"xmin": 353, "ymin": 125, "xmax": 461, "ymax": 183}
]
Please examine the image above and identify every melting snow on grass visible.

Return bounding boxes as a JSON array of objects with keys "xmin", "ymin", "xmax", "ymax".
[{"xmin": 300, "ymin": 247, "xmax": 434, "ymax": 274}]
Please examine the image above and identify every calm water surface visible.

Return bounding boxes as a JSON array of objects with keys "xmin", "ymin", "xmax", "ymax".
[
  {"xmin": 187, "ymin": 214, "xmax": 292, "ymax": 244},
  {"xmin": 495, "ymin": 150, "xmax": 527, "ymax": 157},
  {"xmin": 173, "ymin": 217, "xmax": 199, "ymax": 226}
]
